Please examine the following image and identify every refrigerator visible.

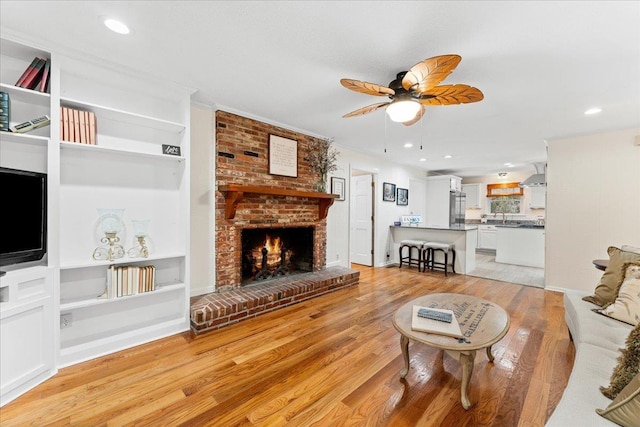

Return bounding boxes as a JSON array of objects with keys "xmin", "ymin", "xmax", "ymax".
[{"xmin": 449, "ymin": 191, "xmax": 466, "ymax": 228}]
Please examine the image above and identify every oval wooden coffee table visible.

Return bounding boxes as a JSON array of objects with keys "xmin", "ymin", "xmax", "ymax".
[{"xmin": 392, "ymin": 293, "xmax": 510, "ymax": 409}]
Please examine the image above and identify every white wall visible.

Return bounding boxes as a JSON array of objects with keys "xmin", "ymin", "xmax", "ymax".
[
  {"xmin": 326, "ymin": 144, "xmax": 427, "ymax": 268},
  {"xmin": 189, "ymin": 105, "xmax": 215, "ymax": 296},
  {"xmin": 545, "ymin": 128, "xmax": 640, "ymax": 292}
]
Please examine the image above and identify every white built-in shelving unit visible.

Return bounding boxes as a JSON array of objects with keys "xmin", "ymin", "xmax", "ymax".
[{"xmin": 0, "ymin": 35, "xmax": 191, "ymax": 405}]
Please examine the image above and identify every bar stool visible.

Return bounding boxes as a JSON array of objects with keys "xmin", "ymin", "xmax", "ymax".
[
  {"xmin": 399, "ymin": 240, "xmax": 426, "ymax": 271},
  {"xmin": 423, "ymin": 242, "xmax": 456, "ymax": 276}
]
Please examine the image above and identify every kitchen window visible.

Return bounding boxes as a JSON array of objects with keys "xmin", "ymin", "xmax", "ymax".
[{"xmin": 490, "ymin": 196, "xmax": 522, "ymax": 214}]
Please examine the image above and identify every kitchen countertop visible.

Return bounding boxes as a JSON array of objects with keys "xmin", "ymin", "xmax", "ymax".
[
  {"xmin": 467, "ymin": 220, "xmax": 544, "ymax": 229},
  {"xmin": 391, "ymin": 225, "xmax": 478, "ymax": 231},
  {"xmin": 495, "ymin": 224, "xmax": 545, "ymax": 229}
]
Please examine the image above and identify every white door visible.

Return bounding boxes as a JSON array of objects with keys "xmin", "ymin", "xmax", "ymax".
[{"xmin": 350, "ymin": 174, "xmax": 373, "ymax": 266}]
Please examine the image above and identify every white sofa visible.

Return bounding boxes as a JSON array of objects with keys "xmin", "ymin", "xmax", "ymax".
[{"xmin": 545, "ymin": 289, "xmax": 636, "ymax": 426}]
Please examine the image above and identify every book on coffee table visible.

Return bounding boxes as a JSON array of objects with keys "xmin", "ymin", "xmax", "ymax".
[{"xmin": 411, "ymin": 306, "xmax": 463, "ymax": 338}]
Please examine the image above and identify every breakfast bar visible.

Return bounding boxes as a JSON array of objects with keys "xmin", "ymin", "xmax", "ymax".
[{"xmin": 389, "ymin": 225, "xmax": 478, "ymax": 274}]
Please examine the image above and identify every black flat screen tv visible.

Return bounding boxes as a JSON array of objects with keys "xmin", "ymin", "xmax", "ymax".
[{"xmin": 0, "ymin": 167, "xmax": 47, "ymax": 270}]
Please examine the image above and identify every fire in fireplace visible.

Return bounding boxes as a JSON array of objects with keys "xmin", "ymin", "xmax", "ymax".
[{"xmin": 241, "ymin": 227, "xmax": 314, "ymax": 284}]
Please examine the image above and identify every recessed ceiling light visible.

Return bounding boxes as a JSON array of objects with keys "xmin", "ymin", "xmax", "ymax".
[
  {"xmin": 404, "ymin": 143, "xmax": 413, "ymax": 148},
  {"xmin": 104, "ymin": 18, "xmax": 130, "ymax": 35},
  {"xmin": 419, "ymin": 158, "xmax": 427, "ymax": 162},
  {"xmin": 444, "ymin": 155, "xmax": 452, "ymax": 159},
  {"xmin": 584, "ymin": 107, "xmax": 602, "ymax": 115}
]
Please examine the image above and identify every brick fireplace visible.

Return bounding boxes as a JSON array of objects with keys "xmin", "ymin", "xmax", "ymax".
[
  {"xmin": 190, "ymin": 111, "xmax": 359, "ymax": 335},
  {"xmin": 214, "ymin": 111, "xmax": 330, "ymax": 291}
]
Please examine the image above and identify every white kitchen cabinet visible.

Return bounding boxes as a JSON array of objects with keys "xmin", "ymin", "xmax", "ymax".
[
  {"xmin": 462, "ymin": 183, "xmax": 482, "ymax": 209},
  {"xmin": 496, "ymin": 227, "xmax": 545, "ymax": 268},
  {"xmin": 425, "ymin": 175, "xmax": 462, "ymax": 227},
  {"xmin": 450, "ymin": 176, "xmax": 462, "ymax": 192},
  {"xmin": 477, "ymin": 224, "xmax": 497, "ymax": 250},
  {"xmin": 529, "ymin": 186, "xmax": 546, "ymax": 209}
]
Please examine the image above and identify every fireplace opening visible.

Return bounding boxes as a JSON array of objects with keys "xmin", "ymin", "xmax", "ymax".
[{"xmin": 241, "ymin": 227, "xmax": 314, "ymax": 285}]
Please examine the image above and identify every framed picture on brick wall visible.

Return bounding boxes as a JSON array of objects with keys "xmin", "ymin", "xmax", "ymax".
[{"xmin": 269, "ymin": 134, "xmax": 298, "ymax": 177}]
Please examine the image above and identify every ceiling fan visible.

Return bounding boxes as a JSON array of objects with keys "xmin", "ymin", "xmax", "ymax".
[{"xmin": 340, "ymin": 54, "xmax": 484, "ymax": 126}]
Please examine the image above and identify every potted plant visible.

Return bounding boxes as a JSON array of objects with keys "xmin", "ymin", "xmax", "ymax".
[{"xmin": 307, "ymin": 138, "xmax": 338, "ymax": 192}]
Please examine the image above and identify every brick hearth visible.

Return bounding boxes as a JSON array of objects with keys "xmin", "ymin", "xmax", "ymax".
[{"xmin": 190, "ymin": 266, "xmax": 360, "ymax": 335}]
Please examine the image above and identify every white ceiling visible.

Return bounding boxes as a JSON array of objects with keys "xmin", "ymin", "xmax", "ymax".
[{"xmin": 2, "ymin": 1, "xmax": 639, "ymax": 178}]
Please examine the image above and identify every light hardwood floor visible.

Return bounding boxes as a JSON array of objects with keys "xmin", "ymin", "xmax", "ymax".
[
  {"xmin": 468, "ymin": 252, "xmax": 545, "ymax": 288},
  {"xmin": 0, "ymin": 265, "xmax": 573, "ymax": 426}
]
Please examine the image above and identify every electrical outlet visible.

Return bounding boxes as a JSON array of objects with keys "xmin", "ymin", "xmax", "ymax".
[
  {"xmin": 336, "ymin": 253, "xmax": 340, "ymax": 260},
  {"xmin": 60, "ymin": 313, "xmax": 73, "ymax": 329}
]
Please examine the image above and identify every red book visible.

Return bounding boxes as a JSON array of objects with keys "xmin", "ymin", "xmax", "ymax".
[
  {"xmin": 38, "ymin": 59, "xmax": 50, "ymax": 92},
  {"xmin": 15, "ymin": 57, "xmax": 39, "ymax": 87},
  {"xmin": 20, "ymin": 58, "xmax": 46, "ymax": 89}
]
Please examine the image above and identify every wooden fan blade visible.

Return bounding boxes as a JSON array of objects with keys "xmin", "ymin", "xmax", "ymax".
[
  {"xmin": 402, "ymin": 54, "xmax": 462, "ymax": 93},
  {"xmin": 340, "ymin": 78, "xmax": 395, "ymax": 96},
  {"xmin": 402, "ymin": 106, "xmax": 425, "ymax": 126},
  {"xmin": 418, "ymin": 84, "xmax": 484, "ymax": 106},
  {"xmin": 343, "ymin": 102, "xmax": 390, "ymax": 118}
]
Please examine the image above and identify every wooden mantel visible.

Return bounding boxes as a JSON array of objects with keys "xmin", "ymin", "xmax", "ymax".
[{"xmin": 218, "ymin": 184, "xmax": 338, "ymax": 220}]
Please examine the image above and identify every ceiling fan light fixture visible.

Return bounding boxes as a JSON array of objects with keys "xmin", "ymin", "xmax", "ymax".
[
  {"xmin": 104, "ymin": 18, "xmax": 131, "ymax": 35},
  {"xmin": 386, "ymin": 100, "xmax": 421, "ymax": 123}
]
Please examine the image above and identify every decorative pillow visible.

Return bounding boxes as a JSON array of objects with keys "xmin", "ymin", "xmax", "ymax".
[
  {"xmin": 622, "ymin": 245, "xmax": 640, "ymax": 255},
  {"xmin": 596, "ymin": 264, "xmax": 640, "ymax": 326},
  {"xmin": 600, "ymin": 323, "xmax": 640, "ymax": 399},
  {"xmin": 583, "ymin": 246, "xmax": 640, "ymax": 307},
  {"xmin": 597, "ymin": 372, "xmax": 640, "ymax": 427}
]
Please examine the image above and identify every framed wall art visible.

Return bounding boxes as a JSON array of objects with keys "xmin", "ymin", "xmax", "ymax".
[
  {"xmin": 397, "ymin": 187, "xmax": 408, "ymax": 206},
  {"xmin": 331, "ymin": 177, "xmax": 345, "ymax": 201},
  {"xmin": 268, "ymin": 134, "xmax": 298, "ymax": 177},
  {"xmin": 383, "ymin": 182, "xmax": 396, "ymax": 202}
]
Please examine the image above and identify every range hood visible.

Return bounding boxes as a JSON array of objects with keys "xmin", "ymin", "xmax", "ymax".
[{"xmin": 520, "ymin": 163, "xmax": 547, "ymax": 187}]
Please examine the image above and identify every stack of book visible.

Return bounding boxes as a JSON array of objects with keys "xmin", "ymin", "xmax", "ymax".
[
  {"xmin": 411, "ymin": 306, "xmax": 463, "ymax": 338},
  {"xmin": 15, "ymin": 57, "xmax": 51, "ymax": 92},
  {"xmin": 107, "ymin": 265, "xmax": 156, "ymax": 298},
  {"xmin": 60, "ymin": 106, "xmax": 96, "ymax": 144},
  {"xmin": 0, "ymin": 92, "xmax": 9, "ymax": 132}
]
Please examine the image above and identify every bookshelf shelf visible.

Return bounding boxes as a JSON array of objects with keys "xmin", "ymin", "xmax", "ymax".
[
  {"xmin": 0, "ymin": 131, "xmax": 49, "ymax": 145},
  {"xmin": 0, "ymin": 83, "xmax": 51, "ymax": 106},
  {"xmin": 60, "ymin": 282, "xmax": 185, "ymax": 311},
  {"xmin": 60, "ymin": 252, "xmax": 186, "ymax": 270},
  {"xmin": 60, "ymin": 97, "xmax": 186, "ymax": 134},
  {"xmin": 59, "ymin": 140, "xmax": 186, "ymax": 162}
]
